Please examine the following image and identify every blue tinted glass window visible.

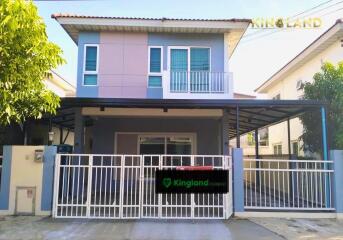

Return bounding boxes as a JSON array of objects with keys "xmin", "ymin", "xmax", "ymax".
[
  {"xmin": 170, "ymin": 49, "xmax": 188, "ymax": 71},
  {"xmin": 190, "ymin": 48, "xmax": 209, "ymax": 71},
  {"xmin": 84, "ymin": 74, "xmax": 97, "ymax": 85},
  {"xmin": 150, "ymin": 48, "xmax": 161, "ymax": 73},
  {"xmin": 148, "ymin": 76, "xmax": 162, "ymax": 87},
  {"xmin": 85, "ymin": 46, "xmax": 97, "ymax": 71}
]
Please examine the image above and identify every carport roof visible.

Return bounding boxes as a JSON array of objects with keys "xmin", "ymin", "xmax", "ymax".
[{"xmin": 53, "ymin": 97, "xmax": 325, "ymax": 139}]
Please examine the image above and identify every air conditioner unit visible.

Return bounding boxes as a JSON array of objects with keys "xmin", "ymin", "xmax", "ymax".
[{"xmin": 296, "ymin": 79, "xmax": 303, "ymax": 90}]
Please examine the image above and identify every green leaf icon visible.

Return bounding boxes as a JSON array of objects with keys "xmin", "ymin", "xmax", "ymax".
[{"xmin": 162, "ymin": 178, "xmax": 172, "ymax": 188}]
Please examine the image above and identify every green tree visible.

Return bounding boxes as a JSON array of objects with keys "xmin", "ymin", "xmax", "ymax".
[
  {"xmin": 300, "ymin": 62, "xmax": 343, "ymax": 155},
  {"xmin": 0, "ymin": 0, "xmax": 65, "ymax": 126}
]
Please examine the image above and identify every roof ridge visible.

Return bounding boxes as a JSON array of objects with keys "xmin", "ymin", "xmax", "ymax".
[{"xmin": 51, "ymin": 13, "xmax": 252, "ymax": 22}]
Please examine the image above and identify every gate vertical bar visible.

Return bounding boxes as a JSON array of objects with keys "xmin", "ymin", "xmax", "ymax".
[
  {"xmin": 86, "ymin": 155, "xmax": 93, "ymax": 218},
  {"xmin": 119, "ymin": 155, "xmax": 125, "ymax": 218},
  {"xmin": 191, "ymin": 155, "xmax": 195, "ymax": 218},
  {"xmin": 139, "ymin": 155, "xmax": 143, "ymax": 218},
  {"xmin": 158, "ymin": 155, "xmax": 162, "ymax": 218}
]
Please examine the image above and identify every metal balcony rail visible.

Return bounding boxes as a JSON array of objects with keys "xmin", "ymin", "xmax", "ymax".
[{"xmin": 170, "ymin": 71, "xmax": 229, "ymax": 93}]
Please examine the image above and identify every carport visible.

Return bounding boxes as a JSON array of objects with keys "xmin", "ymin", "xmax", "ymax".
[{"xmin": 48, "ymin": 98, "xmax": 329, "ymax": 219}]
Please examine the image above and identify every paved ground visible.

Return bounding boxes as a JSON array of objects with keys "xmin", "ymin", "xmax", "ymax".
[
  {"xmin": 1, "ymin": 216, "xmax": 342, "ymax": 240},
  {"xmin": 250, "ymin": 217, "xmax": 343, "ymax": 240},
  {"xmin": 0, "ymin": 216, "xmax": 284, "ymax": 240}
]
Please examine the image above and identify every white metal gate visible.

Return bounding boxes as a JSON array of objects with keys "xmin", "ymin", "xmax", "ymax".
[{"xmin": 53, "ymin": 154, "xmax": 232, "ymax": 219}]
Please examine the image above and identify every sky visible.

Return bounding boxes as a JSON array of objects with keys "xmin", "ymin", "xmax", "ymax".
[{"xmin": 35, "ymin": 0, "xmax": 343, "ymax": 95}]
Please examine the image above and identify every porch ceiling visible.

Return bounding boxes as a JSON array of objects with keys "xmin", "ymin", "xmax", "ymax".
[{"xmin": 51, "ymin": 97, "xmax": 325, "ymax": 138}]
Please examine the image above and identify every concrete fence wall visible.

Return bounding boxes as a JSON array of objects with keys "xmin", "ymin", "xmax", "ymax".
[
  {"xmin": 0, "ymin": 145, "xmax": 342, "ymax": 219},
  {"xmin": 0, "ymin": 145, "xmax": 56, "ymax": 216}
]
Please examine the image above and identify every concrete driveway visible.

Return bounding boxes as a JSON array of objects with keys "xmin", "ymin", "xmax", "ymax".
[
  {"xmin": 0, "ymin": 216, "xmax": 284, "ymax": 240},
  {"xmin": 250, "ymin": 217, "xmax": 343, "ymax": 240}
]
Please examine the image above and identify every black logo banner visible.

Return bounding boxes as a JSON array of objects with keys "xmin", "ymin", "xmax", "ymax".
[{"xmin": 155, "ymin": 170, "xmax": 228, "ymax": 194}]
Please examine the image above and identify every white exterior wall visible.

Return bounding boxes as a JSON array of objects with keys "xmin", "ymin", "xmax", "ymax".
[{"xmin": 263, "ymin": 39, "xmax": 343, "ymax": 156}]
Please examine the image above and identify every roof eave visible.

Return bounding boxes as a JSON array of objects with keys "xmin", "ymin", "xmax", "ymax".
[{"xmin": 53, "ymin": 15, "xmax": 250, "ymax": 47}]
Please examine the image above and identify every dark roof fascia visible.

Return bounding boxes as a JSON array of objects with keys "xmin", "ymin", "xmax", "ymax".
[{"xmin": 60, "ymin": 97, "xmax": 325, "ymax": 109}]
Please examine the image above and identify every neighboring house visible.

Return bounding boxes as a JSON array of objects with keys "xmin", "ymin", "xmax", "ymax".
[
  {"xmin": 233, "ymin": 92, "xmax": 256, "ymax": 99},
  {"xmin": 0, "ymin": 71, "xmax": 75, "ymax": 152},
  {"xmin": 255, "ymin": 19, "xmax": 343, "ymax": 157},
  {"xmin": 45, "ymin": 70, "xmax": 76, "ymax": 97}
]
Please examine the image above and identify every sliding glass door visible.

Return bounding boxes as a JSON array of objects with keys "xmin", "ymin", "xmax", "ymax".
[
  {"xmin": 170, "ymin": 48, "xmax": 188, "ymax": 92},
  {"xmin": 169, "ymin": 47, "xmax": 210, "ymax": 93},
  {"xmin": 139, "ymin": 135, "xmax": 193, "ymax": 155},
  {"xmin": 190, "ymin": 48, "xmax": 210, "ymax": 92}
]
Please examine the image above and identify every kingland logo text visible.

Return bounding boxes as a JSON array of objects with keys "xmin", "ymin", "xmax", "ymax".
[{"xmin": 252, "ymin": 17, "xmax": 322, "ymax": 29}]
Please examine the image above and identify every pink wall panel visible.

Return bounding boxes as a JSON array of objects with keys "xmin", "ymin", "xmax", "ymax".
[
  {"xmin": 98, "ymin": 86, "xmax": 122, "ymax": 98},
  {"xmin": 98, "ymin": 32, "xmax": 148, "ymax": 98},
  {"xmin": 123, "ymin": 45, "xmax": 148, "ymax": 75},
  {"xmin": 99, "ymin": 86, "xmax": 146, "ymax": 98},
  {"xmin": 99, "ymin": 44, "xmax": 123, "ymax": 75},
  {"xmin": 100, "ymin": 32, "xmax": 124, "ymax": 44}
]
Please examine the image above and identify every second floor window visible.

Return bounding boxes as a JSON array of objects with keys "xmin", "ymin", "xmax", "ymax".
[
  {"xmin": 83, "ymin": 44, "xmax": 98, "ymax": 86},
  {"xmin": 190, "ymin": 48, "xmax": 209, "ymax": 71},
  {"xmin": 272, "ymin": 93, "xmax": 281, "ymax": 100},
  {"xmin": 148, "ymin": 47, "xmax": 162, "ymax": 87},
  {"xmin": 273, "ymin": 144, "xmax": 282, "ymax": 155}
]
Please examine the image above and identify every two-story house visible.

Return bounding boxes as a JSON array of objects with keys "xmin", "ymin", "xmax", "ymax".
[
  {"xmin": 52, "ymin": 14, "xmax": 253, "ymax": 156},
  {"xmin": 255, "ymin": 19, "xmax": 343, "ymax": 157}
]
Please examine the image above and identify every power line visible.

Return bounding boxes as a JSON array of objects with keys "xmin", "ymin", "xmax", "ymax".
[
  {"xmin": 241, "ymin": 0, "xmax": 343, "ymax": 43},
  {"xmin": 319, "ymin": 5, "xmax": 343, "ymax": 16}
]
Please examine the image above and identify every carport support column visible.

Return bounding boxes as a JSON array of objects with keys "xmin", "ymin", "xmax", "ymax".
[
  {"xmin": 236, "ymin": 106, "xmax": 240, "ymax": 148},
  {"xmin": 255, "ymin": 129, "xmax": 260, "ymax": 188},
  {"xmin": 232, "ymin": 148, "xmax": 244, "ymax": 214},
  {"xmin": 222, "ymin": 109, "xmax": 230, "ymax": 155},
  {"xmin": 331, "ymin": 150, "xmax": 343, "ymax": 218},
  {"xmin": 321, "ymin": 107, "xmax": 328, "ymax": 160},
  {"xmin": 74, "ymin": 108, "xmax": 85, "ymax": 153}
]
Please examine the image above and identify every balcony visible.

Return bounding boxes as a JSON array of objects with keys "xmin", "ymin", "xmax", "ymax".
[{"xmin": 163, "ymin": 71, "xmax": 233, "ymax": 99}]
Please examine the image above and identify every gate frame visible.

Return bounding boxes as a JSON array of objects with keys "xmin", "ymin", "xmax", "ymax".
[{"xmin": 52, "ymin": 154, "xmax": 233, "ymax": 219}]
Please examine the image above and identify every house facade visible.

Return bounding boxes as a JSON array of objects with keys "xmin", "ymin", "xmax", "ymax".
[
  {"xmin": 52, "ymin": 14, "xmax": 251, "ymax": 156},
  {"xmin": 0, "ymin": 14, "xmax": 337, "ymax": 220},
  {"xmin": 255, "ymin": 19, "xmax": 343, "ymax": 157}
]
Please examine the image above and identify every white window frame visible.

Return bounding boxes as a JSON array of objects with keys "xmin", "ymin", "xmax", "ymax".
[
  {"xmin": 167, "ymin": 46, "xmax": 212, "ymax": 72},
  {"xmin": 148, "ymin": 46, "xmax": 163, "ymax": 88},
  {"xmin": 273, "ymin": 143, "xmax": 282, "ymax": 155},
  {"xmin": 272, "ymin": 93, "xmax": 281, "ymax": 100},
  {"xmin": 114, "ymin": 132, "xmax": 197, "ymax": 155},
  {"xmin": 83, "ymin": 44, "xmax": 99, "ymax": 86},
  {"xmin": 137, "ymin": 133, "xmax": 196, "ymax": 155},
  {"xmin": 291, "ymin": 140, "xmax": 299, "ymax": 155}
]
